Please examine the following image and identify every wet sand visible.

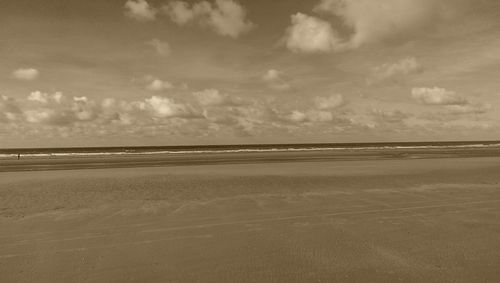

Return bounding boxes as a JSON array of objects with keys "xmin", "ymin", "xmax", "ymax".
[{"xmin": 1, "ymin": 155, "xmax": 500, "ymax": 282}]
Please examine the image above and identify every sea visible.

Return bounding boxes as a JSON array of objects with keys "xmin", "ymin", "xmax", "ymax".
[{"xmin": 1, "ymin": 141, "xmax": 500, "ymax": 159}]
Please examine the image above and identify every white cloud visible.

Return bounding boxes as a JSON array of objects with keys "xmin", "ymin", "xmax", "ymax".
[
  {"xmin": 282, "ymin": 0, "xmax": 468, "ymax": 53},
  {"xmin": 4, "ymin": 92, "xmax": 201, "ymax": 127},
  {"xmin": 446, "ymin": 103, "xmax": 491, "ymax": 115},
  {"xmin": 306, "ymin": 110, "xmax": 334, "ymax": 122},
  {"xmin": 24, "ymin": 109, "xmax": 56, "ymax": 124},
  {"xmin": 283, "ymin": 109, "xmax": 336, "ymax": 124},
  {"xmin": 411, "ymin": 87, "xmax": 467, "ymax": 106},
  {"xmin": 194, "ymin": 88, "xmax": 241, "ymax": 106},
  {"xmin": 23, "ymin": 93, "xmax": 99, "ymax": 125},
  {"xmin": 262, "ymin": 69, "xmax": 281, "ymax": 82},
  {"xmin": 146, "ymin": 79, "xmax": 174, "ymax": 91},
  {"xmin": 369, "ymin": 57, "xmax": 422, "ymax": 84},
  {"xmin": 315, "ymin": 0, "xmax": 451, "ymax": 48},
  {"xmin": 272, "ymin": 94, "xmax": 346, "ymax": 125},
  {"xmin": 146, "ymin": 39, "xmax": 171, "ymax": 56},
  {"xmin": 205, "ymin": 0, "xmax": 254, "ymax": 38},
  {"xmin": 12, "ymin": 68, "xmax": 39, "ymax": 81},
  {"xmin": 371, "ymin": 109, "xmax": 411, "ymax": 123},
  {"xmin": 0, "ymin": 96, "xmax": 21, "ymax": 122},
  {"xmin": 284, "ymin": 13, "xmax": 342, "ymax": 53},
  {"xmin": 194, "ymin": 89, "xmax": 225, "ymax": 106},
  {"xmin": 262, "ymin": 69, "xmax": 291, "ymax": 91},
  {"xmin": 411, "ymin": 87, "xmax": 491, "ymax": 116},
  {"xmin": 287, "ymin": 110, "xmax": 308, "ymax": 123},
  {"xmin": 163, "ymin": 0, "xmax": 254, "ymax": 38},
  {"xmin": 314, "ymin": 94, "xmax": 344, "ymax": 110},
  {"xmin": 143, "ymin": 96, "xmax": 196, "ymax": 118},
  {"xmin": 27, "ymin": 91, "xmax": 63, "ymax": 104},
  {"xmin": 2, "ymin": 87, "xmax": 495, "ymax": 140},
  {"xmin": 164, "ymin": 1, "xmax": 196, "ymax": 24},
  {"xmin": 124, "ymin": 0, "xmax": 157, "ymax": 22}
]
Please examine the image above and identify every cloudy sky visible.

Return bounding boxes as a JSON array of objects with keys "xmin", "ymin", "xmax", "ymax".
[{"xmin": 1, "ymin": 0, "xmax": 500, "ymax": 147}]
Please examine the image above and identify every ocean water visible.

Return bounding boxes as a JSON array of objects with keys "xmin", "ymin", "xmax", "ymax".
[{"xmin": 1, "ymin": 141, "xmax": 500, "ymax": 159}]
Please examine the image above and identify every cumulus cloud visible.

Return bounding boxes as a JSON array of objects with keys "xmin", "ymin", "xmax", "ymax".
[
  {"xmin": 27, "ymin": 91, "xmax": 63, "ymax": 104},
  {"xmin": 284, "ymin": 0, "xmax": 468, "ymax": 53},
  {"xmin": 163, "ymin": 0, "xmax": 254, "ymax": 38},
  {"xmin": 142, "ymin": 96, "xmax": 198, "ymax": 118},
  {"xmin": 369, "ymin": 57, "xmax": 422, "ymax": 84},
  {"xmin": 12, "ymin": 68, "xmax": 39, "ymax": 81},
  {"xmin": 262, "ymin": 69, "xmax": 291, "ymax": 91},
  {"xmin": 411, "ymin": 87, "xmax": 467, "ymax": 106},
  {"xmin": 284, "ymin": 13, "xmax": 342, "ymax": 53},
  {"xmin": 7, "ymin": 85, "xmax": 490, "ymax": 140},
  {"xmin": 2, "ymin": 89, "xmax": 369, "ymax": 140},
  {"xmin": 146, "ymin": 38, "xmax": 171, "ymax": 56},
  {"xmin": 124, "ymin": 0, "xmax": 157, "ymax": 22},
  {"xmin": 412, "ymin": 87, "xmax": 491, "ymax": 117},
  {"xmin": 24, "ymin": 94, "xmax": 99, "ymax": 125},
  {"xmin": 314, "ymin": 94, "xmax": 344, "ymax": 110},
  {"xmin": 1, "ymin": 91, "xmax": 206, "ymax": 129}
]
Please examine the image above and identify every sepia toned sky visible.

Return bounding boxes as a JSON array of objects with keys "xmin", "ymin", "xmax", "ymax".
[{"xmin": 1, "ymin": 0, "xmax": 500, "ymax": 147}]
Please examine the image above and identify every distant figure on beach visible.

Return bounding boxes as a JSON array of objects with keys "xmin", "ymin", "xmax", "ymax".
[{"xmin": 17, "ymin": 153, "xmax": 20, "ymax": 160}]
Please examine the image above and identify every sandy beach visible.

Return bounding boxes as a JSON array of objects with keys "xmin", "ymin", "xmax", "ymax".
[{"xmin": 1, "ymin": 154, "xmax": 500, "ymax": 282}]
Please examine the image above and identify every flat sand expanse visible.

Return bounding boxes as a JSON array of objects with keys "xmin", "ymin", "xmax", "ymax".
[{"xmin": 1, "ymin": 157, "xmax": 500, "ymax": 282}]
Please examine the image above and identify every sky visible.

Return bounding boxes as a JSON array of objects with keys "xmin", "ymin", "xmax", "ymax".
[{"xmin": 1, "ymin": 0, "xmax": 500, "ymax": 147}]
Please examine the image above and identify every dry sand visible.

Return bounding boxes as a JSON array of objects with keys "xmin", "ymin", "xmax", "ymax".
[{"xmin": 1, "ymin": 156, "xmax": 500, "ymax": 282}]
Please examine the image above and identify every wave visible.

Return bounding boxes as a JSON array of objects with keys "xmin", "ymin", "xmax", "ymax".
[{"xmin": 1, "ymin": 142, "xmax": 500, "ymax": 159}]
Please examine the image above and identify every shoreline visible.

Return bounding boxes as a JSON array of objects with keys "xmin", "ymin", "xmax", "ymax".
[{"xmin": 1, "ymin": 146, "xmax": 500, "ymax": 172}]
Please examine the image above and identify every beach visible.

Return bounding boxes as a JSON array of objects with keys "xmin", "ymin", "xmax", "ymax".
[{"xmin": 1, "ymin": 151, "xmax": 500, "ymax": 282}]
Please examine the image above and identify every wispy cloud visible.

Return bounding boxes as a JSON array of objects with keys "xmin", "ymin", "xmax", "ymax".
[
  {"xmin": 12, "ymin": 68, "xmax": 39, "ymax": 81},
  {"xmin": 146, "ymin": 79, "xmax": 174, "ymax": 92},
  {"xmin": 194, "ymin": 89, "xmax": 243, "ymax": 107},
  {"xmin": 314, "ymin": 94, "xmax": 344, "ymax": 110},
  {"xmin": 412, "ymin": 87, "xmax": 467, "ymax": 106},
  {"xmin": 411, "ymin": 87, "xmax": 491, "ymax": 116},
  {"xmin": 284, "ymin": 0, "xmax": 471, "ymax": 53},
  {"xmin": 262, "ymin": 69, "xmax": 291, "ymax": 91},
  {"xmin": 124, "ymin": 0, "xmax": 157, "ymax": 21},
  {"xmin": 163, "ymin": 0, "xmax": 254, "ymax": 38},
  {"xmin": 369, "ymin": 57, "xmax": 423, "ymax": 84},
  {"xmin": 146, "ymin": 39, "xmax": 171, "ymax": 56}
]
